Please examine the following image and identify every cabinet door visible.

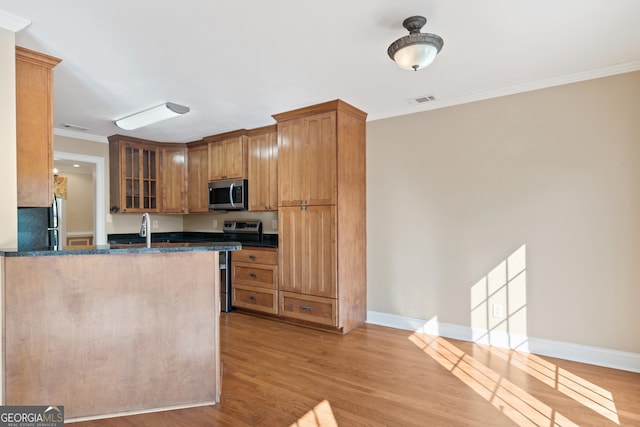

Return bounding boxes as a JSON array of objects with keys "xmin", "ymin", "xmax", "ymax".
[
  {"xmin": 122, "ymin": 143, "xmax": 159, "ymax": 213},
  {"xmin": 277, "ymin": 112, "xmax": 336, "ymax": 206},
  {"xmin": 224, "ymin": 136, "xmax": 246, "ymax": 179},
  {"xmin": 161, "ymin": 146, "xmax": 187, "ymax": 213},
  {"xmin": 208, "ymin": 136, "xmax": 246, "ymax": 181},
  {"xmin": 248, "ymin": 130, "xmax": 277, "ymax": 211},
  {"xmin": 279, "ymin": 205, "xmax": 336, "ymax": 298},
  {"xmin": 187, "ymin": 145, "xmax": 209, "ymax": 213},
  {"xmin": 207, "ymin": 141, "xmax": 226, "ymax": 181},
  {"xmin": 16, "ymin": 48, "xmax": 61, "ymax": 207}
]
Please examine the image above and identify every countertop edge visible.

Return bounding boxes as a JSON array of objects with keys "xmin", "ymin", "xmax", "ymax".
[{"xmin": 0, "ymin": 242, "xmax": 242, "ymax": 257}]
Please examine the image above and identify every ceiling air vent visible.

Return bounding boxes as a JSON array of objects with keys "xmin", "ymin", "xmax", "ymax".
[
  {"xmin": 61, "ymin": 123, "xmax": 89, "ymax": 131},
  {"xmin": 405, "ymin": 94, "xmax": 437, "ymax": 106}
]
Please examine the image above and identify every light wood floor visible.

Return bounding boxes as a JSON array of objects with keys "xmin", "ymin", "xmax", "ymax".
[{"xmin": 74, "ymin": 312, "xmax": 640, "ymax": 426}]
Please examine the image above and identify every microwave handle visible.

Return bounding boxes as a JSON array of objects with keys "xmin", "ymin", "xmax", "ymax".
[{"xmin": 229, "ymin": 182, "xmax": 236, "ymax": 208}]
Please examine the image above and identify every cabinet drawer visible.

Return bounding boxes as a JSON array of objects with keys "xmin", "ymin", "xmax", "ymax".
[
  {"xmin": 279, "ymin": 292, "xmax": 337, "ymax": 327},
  {"xmin": 233, "ymin": 285, "xmax": 277, "ymax": 314},
  {"xmin": 233, "ymin": 248, "xmax": 277, "ymax": 265},
  {"xmin": 232, "ymin": 263, "xmax": 277, "ymax": 288}
]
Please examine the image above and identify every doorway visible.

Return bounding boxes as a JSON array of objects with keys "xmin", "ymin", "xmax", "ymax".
[{"xmin": 53, "ymin": 151, "xmax": 106, "ymax": 245}]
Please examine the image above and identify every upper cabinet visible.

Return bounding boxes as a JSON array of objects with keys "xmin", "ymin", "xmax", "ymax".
[
  {"xmin": 161, "ymin": 145, "xmax": 187, "ymax": 213},
  {"xmin": 16, "ymin": 47, "xmax": 61, "ymax": 207},
  {"xmin": 108, "ymin": 135, "xmax": 161, "ymax": 214},
  {"xmin": 187, "ymin": 142, "xmax": 210, "ymax": 213},
  {"xmin": 276, "ymin": 111, "xmax": 336, "ymax": 207},
  {"xmin": 205, "ymin": 131, "xmax": 247, "ymax": 181},
  {"xmin": 247, "ymin": 125, "xmax": 278, "ymax": 211}
]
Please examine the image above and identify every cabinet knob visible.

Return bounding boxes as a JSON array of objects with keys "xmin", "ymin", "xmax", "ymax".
[
  {"xmin": 249, "ymin": 273, "xmax": 257, "ymax": 278},
  {"xmin": 249, "ymin": 295, "xmax": 257, "ymax": 301},
  {"xmin": 249, "ymin": 255, "xmax": 257, "ymax": 260},
  {"xmin": 300, "ymin": 305, "xmax": 312, "ymax": 311}
]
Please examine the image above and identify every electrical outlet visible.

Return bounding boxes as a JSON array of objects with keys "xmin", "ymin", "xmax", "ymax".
[
  {"xmin": 213, "ymin": 219, "xmax": 218, "ymax": 229},
  {"xmin": 152, "ymin": 220, "xmax": 158, "ymax": 229},
  {"xmin": 272, "ymin": 219, "xmax": 278, "ymax": 229},
  {"xmin": 492, "ymin": 304, "xmax": 505, "ymax": 318}
]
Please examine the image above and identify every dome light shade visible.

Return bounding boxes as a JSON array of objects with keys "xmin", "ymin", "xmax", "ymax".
[{"xmin": 388, "ymin": 16, "xmax": 443, "ymax": 71}]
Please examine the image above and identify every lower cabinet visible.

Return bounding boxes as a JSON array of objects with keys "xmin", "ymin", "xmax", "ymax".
[
  {"xmin": 279, "ymin": 291, "xmax": 337, "ymax": 327},
  {"xmin": 231, "ymin": 247, "xmax": 278, "ymax": 315}
]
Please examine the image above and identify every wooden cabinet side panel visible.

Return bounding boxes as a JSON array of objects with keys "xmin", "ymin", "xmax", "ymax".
[
  {"xmin": 336, "ymin": 111, "xmax": 367, "ymax": 331},
  {"xmin": 16, "ymin": 55, "xmax": 55, "ymax": 207}
]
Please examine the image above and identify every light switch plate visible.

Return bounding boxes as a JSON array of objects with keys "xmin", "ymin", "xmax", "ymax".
[{"xmin": 272, "ymin": 219, "xmax": 278, "ymax": 229}]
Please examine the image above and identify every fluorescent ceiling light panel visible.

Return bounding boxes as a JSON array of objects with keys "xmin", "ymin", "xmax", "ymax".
[{"xmin": 115, "ymin": 102, "xmax": 190, "ymax": 130}]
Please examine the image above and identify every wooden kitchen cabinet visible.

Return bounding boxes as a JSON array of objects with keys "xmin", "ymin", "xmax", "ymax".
[
  {"xmin": 276, "ymin": 111, "xmax": 336, "ymax": 207},
  {"xmin": 232, "ymin": 247, "xmax": 278, "ymax": 315},
  {"xmin": 248, "ymin": 125, "xmax": 278, "ymax": 211},
  {"xmin": 273, "ymin": 100, "xmax": 366, "ymax": 333},
  {"xmin": 187, "ymin": 142, "xmax": 210, "ymax": 213},
  {"xmin": 278, "ymin": 205, "xmax": 336, "ymax": 298},
  {"xmin": 161, "ymin": 145, "xmax": 187, "ymax": 213},
  {"xmin": 108, "ymin": 135, "xmax": 160, "ymax": 213},
  {"xmin": 206, "ymin": 131, "xmax": 247, "ymax": 181},
  {"xmin": 16, "ymin": 47, "xmax": 61, "ymax": 207}
]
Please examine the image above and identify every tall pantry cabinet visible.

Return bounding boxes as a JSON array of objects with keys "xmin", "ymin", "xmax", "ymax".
[{"xmin": 273, "ymin": 100, "xmax": 366, "ymax": 334}]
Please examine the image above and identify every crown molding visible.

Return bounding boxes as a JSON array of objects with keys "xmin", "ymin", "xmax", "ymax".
[
  {"xmin": 54, "ymin": 127, "xmax": 109, "ymax": 144},
  {"xmin": 368, "ymin": 60, "xmax": 640, "ymax": 122},
  {"xmin": 0, "ymin": 10, "xmax": 30, "ymax": 32}
]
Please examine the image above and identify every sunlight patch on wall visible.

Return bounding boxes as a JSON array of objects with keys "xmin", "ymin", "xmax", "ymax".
[
  {"xmin": 290, "ymin": 399, "xmax": 338, "ymax": 427},
  {"xmin": 471, "ymin": 244, "xmax": 528, "ymax": 350}
]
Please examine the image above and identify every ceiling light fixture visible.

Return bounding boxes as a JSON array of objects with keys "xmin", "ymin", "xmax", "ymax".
[
  {"xmin": 115, "ymin": 102, "xmax": 190, "ymax": 130},
  {"xmin": 387, "ymin": 16, "xmax": 444, "ymax": 71}
]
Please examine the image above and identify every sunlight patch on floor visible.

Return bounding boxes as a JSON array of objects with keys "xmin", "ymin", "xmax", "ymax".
[
  {"xmin": 486, "ymin": 346, "xmax": 619, "ymax": 424},
  {"xmin": 290, "ymin": 399, "xmax": 338, "ymax": 427},
  {"xmin": 410, "ymin": 333, "xmax": 582, "ymax": 426}
]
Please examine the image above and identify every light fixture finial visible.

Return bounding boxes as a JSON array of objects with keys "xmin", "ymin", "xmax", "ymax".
[{"xmin": 388, "ymin": 15, "xmax": 444, "ymax": 71}]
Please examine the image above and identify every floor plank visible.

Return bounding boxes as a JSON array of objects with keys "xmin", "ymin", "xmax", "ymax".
[{"xmin": 73, "ymin": 312, "xmax": 640, "ymax": 426}]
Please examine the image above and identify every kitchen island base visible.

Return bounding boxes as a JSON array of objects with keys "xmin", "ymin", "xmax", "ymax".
[{"xmin": 3, "ymin": 250, "xmax": 221, "ymax": 421}]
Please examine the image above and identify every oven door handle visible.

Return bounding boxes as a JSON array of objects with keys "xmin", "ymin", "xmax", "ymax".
[{"xmin": 229, "ymin": 182, "xmax": 236, "ymax": 208}]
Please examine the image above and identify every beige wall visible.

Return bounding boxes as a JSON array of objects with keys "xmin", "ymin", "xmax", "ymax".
[
  {"xmin": 367, "ymin": 71, "xmax": 640, "ymax": 354},
  {"xmin": 60, "ymin": 170, "xmax": 94, "ymax": 234},
  {"xmin": 0, "ymin": 28, "xmax": 17, "ymax": 248}
]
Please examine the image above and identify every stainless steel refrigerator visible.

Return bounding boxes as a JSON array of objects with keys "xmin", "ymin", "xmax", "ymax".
[{"xmin": 17, "ymin": 195, "xmax": 63, "ymax": 250}]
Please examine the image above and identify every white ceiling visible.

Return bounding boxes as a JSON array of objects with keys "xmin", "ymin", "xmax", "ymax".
[{"xmin": 2, "ymin": 0, "xmax": 640, "ymax": 143}]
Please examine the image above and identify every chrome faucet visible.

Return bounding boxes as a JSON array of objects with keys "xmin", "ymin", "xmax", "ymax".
[{"xmin": 140, "ymin": 212, "xmax": 151, "ymax": 248}]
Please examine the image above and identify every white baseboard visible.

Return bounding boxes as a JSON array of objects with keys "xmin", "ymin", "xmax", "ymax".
[{"xmin": 367, "ymin": 311, "xmax": 640, "ymax": 373}]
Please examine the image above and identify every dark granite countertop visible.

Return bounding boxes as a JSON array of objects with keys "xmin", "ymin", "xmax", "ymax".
[
  {"xmin": 0, "ymin": 241, "xmax": 241, "ymax": 257},
  {"xmin": 107, "ymin": 231, "xmax": 278, "ymax": 248}
]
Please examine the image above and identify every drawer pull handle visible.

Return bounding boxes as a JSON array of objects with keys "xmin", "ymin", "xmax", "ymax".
[
  {"xmin": 249, "ymin": 273, "xmax": 257, "ymax": 278},
  {"xmin": 300, "ymin": 305, "xmax": 312, "ymax": 311},
  {"xmin": 249, "ymin": 255, "xmax": 257, "ymax": 260},
  {"xmin": 249, "ymin": 295, "xmax": 257, "ymax": 301}
]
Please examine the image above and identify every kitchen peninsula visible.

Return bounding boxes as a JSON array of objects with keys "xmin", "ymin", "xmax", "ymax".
[{"xmin": 0, "ymin": 242, "xmax": 239, "ymax": 421}]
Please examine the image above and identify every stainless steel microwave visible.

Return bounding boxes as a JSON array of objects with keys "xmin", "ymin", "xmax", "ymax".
[{"xmin": 208, "ymin": 179, "xmax": 248, "ymax": 210}]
